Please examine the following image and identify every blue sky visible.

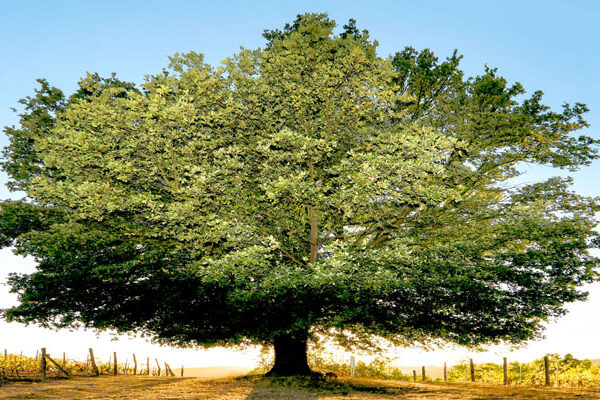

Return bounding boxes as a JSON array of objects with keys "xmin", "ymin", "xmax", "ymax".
[{"xmin": 1, "ymin": 0, "xmax": 599, "ymax": 366}]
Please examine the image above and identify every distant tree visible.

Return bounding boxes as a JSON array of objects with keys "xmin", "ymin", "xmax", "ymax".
[{"xmin": 1, "ymin": 14, "xmax": 598, "ymax": 376}]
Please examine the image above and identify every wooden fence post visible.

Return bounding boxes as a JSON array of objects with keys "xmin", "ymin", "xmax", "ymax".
[
  {"xmin": 165, "ymin": 362, "xmax": 175, "ymax": 377},
  {"xmin": 133, "ymin": 354, "xmax": 137, "ymax": 375},
  {"xmin": 45, "ymin": 353, "xmax": 70, "ymax": 377},
  {"xmin": 519, "ymin": 363, "xmax": 522, "ymax": 384},
  {"xmin": 422, "ymin": 366, "xmax": 426, "ymax": 381},
  {"xmin": 412, "ymin": 370, "xmax": 416, "ymax": 382},
  {"xmin": 89, "ymin": 348, "xmax": 99, "ymax": 376},
  {"xmin": 155, "ymin": 359, "xmax": 161, "ymax": 376},
  {"xmin": 469, "ymin": 359, "xmax": 475, "ymax": 382},
  {"xmin": 544, "ymin": 356, "xmax": 550, "ymax": 386},
  {"xmin": 181, "ymin": 365, "xmax": 184, "ymax": 377},
  {"xmin": 113, "ymin": 352, "xmax": 118, "ymax": 376},
  {"xmin": 503, "ymin": 357, "xmax": 508, "ymax": 385},
  {"xmin": 444, "ymin": 362, "xmax": 447, "ymax": 382},
  {"xmin": 40, "ymin": 348, "xmax": 47, "ymax": 380},
  {"xmin": 3, "ymin": 349, "xmax": 6, "ymax": 359},
  {"xmin": 147, "ymin": 357, "xmax": 150, "ymax": 375}
]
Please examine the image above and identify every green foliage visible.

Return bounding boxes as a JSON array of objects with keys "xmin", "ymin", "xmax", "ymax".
[
  {"xmin": 310, "ymin": 357, "xmax": 411, "ymax": 380},
  {"xmin": 0, "ymin": 353, "xmax": 40, "ymax": 380},
  {"xmin": 448, "ymin": 354, "xmax": 600, "ymax": 387},
  {"xmin": 254, "ymin": 345, "xmax": 410, "ymax": 380},
  {"xmin": 1, "ymin": 13, "xmax": 599, "ymax": 358}
]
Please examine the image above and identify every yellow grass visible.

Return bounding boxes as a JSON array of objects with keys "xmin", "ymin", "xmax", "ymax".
[{"xmin": 2, "ymin": 374, "xmax": 600, "ymax": 399}]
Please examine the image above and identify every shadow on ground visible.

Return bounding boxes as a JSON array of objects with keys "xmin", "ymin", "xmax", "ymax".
[
  {"xmin": 242, "ymin": 375, "xmax": 478, "ymax": 400},
  {"xmin": 2, "ymin": 374, "xmax": 600, "ymax": 399}
]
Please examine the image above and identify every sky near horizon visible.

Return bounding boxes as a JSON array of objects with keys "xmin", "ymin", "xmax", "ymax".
[{"xmin": 1, "ymin": 0, "xmax": 599, "ymax": 369}]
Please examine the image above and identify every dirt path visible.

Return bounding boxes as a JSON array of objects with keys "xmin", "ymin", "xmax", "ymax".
[{"xmin": 1, "ymin": 375, "xmax": 600, "ymax": 399}]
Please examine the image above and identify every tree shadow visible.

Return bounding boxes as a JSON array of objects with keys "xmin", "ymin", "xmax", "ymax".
[
  {"xmin": 243, "ymin": 376, "xmax": 320, "ymax": 400},
  {"xmin": 239, "ymin": 374, "xmax": 432, "ymax": 399}
]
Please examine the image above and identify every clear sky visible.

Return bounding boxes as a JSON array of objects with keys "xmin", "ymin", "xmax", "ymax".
[{"xmin": 1, "ymin": 0, "xmax": 599, "ymax": 368}]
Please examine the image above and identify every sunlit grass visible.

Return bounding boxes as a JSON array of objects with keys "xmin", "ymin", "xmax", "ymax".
[{"xmin": 3, "ymin": 374, "xmax": 600, "ymax": 399}]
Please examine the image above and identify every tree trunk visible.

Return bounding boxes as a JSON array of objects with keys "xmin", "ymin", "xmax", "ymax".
[{"xmin": 265, "ymin": 332, "xmax": 312, "ymax": 376}]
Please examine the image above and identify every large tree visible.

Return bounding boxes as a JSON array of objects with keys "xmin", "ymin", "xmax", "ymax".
[{"xmin": 1, "ymin": 14, "xmax": 599, "ymax": 376}]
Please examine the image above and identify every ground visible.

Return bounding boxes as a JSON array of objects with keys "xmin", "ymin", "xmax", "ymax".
[{"xmin": 1, "ymin": 375, "xmax": 600, "ymax": 399}]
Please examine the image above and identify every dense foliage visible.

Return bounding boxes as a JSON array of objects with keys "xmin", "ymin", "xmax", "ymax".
[
  {"xmin": 258, "ymin": 349, "xmax": 600, "ymax": 387},
  {"xmin": 1, "ymin": 13, "xmax": 599, "ymax": 373},
  {"xmin": 254, "ymin": 346, "xmax": 411, "ymax": 380},
  {"xmin": 449, "ymin": 354, "xmax": 600, "ymax": 387}
]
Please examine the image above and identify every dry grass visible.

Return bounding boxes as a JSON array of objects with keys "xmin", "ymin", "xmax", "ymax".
[{"xmin": 2, "ymin": 374, "xmax": 600, "ymax": 399}]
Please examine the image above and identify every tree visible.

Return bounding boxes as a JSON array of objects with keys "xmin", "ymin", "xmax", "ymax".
[{"xmin": 1, "ymin": 14, "xmax": 599, "ymax": 376}]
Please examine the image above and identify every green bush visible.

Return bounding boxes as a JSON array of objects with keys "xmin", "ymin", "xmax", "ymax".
[{"xmin": 448, "ymin": 354, "xmax": 600, "ymax": 387}]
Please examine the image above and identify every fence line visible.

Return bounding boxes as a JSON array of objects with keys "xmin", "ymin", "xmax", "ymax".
[
  {"xmin": 409, "ymin": 355, "xmax": 600, "ymax": 387},
  {"xmin": 0, "ymin": 348, "xmax": 182, "ymax": 383},
  {"xmin": 329, "ymin": 353, "xmax": 598, "ymax": 387}
]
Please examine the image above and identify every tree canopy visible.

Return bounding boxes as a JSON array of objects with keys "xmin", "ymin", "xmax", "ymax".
[{"xmin": 1, "ymin": 13, "xmax": 599, "ymax": 375}]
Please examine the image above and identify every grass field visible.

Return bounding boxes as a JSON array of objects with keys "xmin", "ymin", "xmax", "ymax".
[
  {"xmin": 2, "ymin": 375, "xmax": 600, "ymax": 399},
  {"xmin": 172, "ymin": 366, "xmax": 252, "ymax": 378}
]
